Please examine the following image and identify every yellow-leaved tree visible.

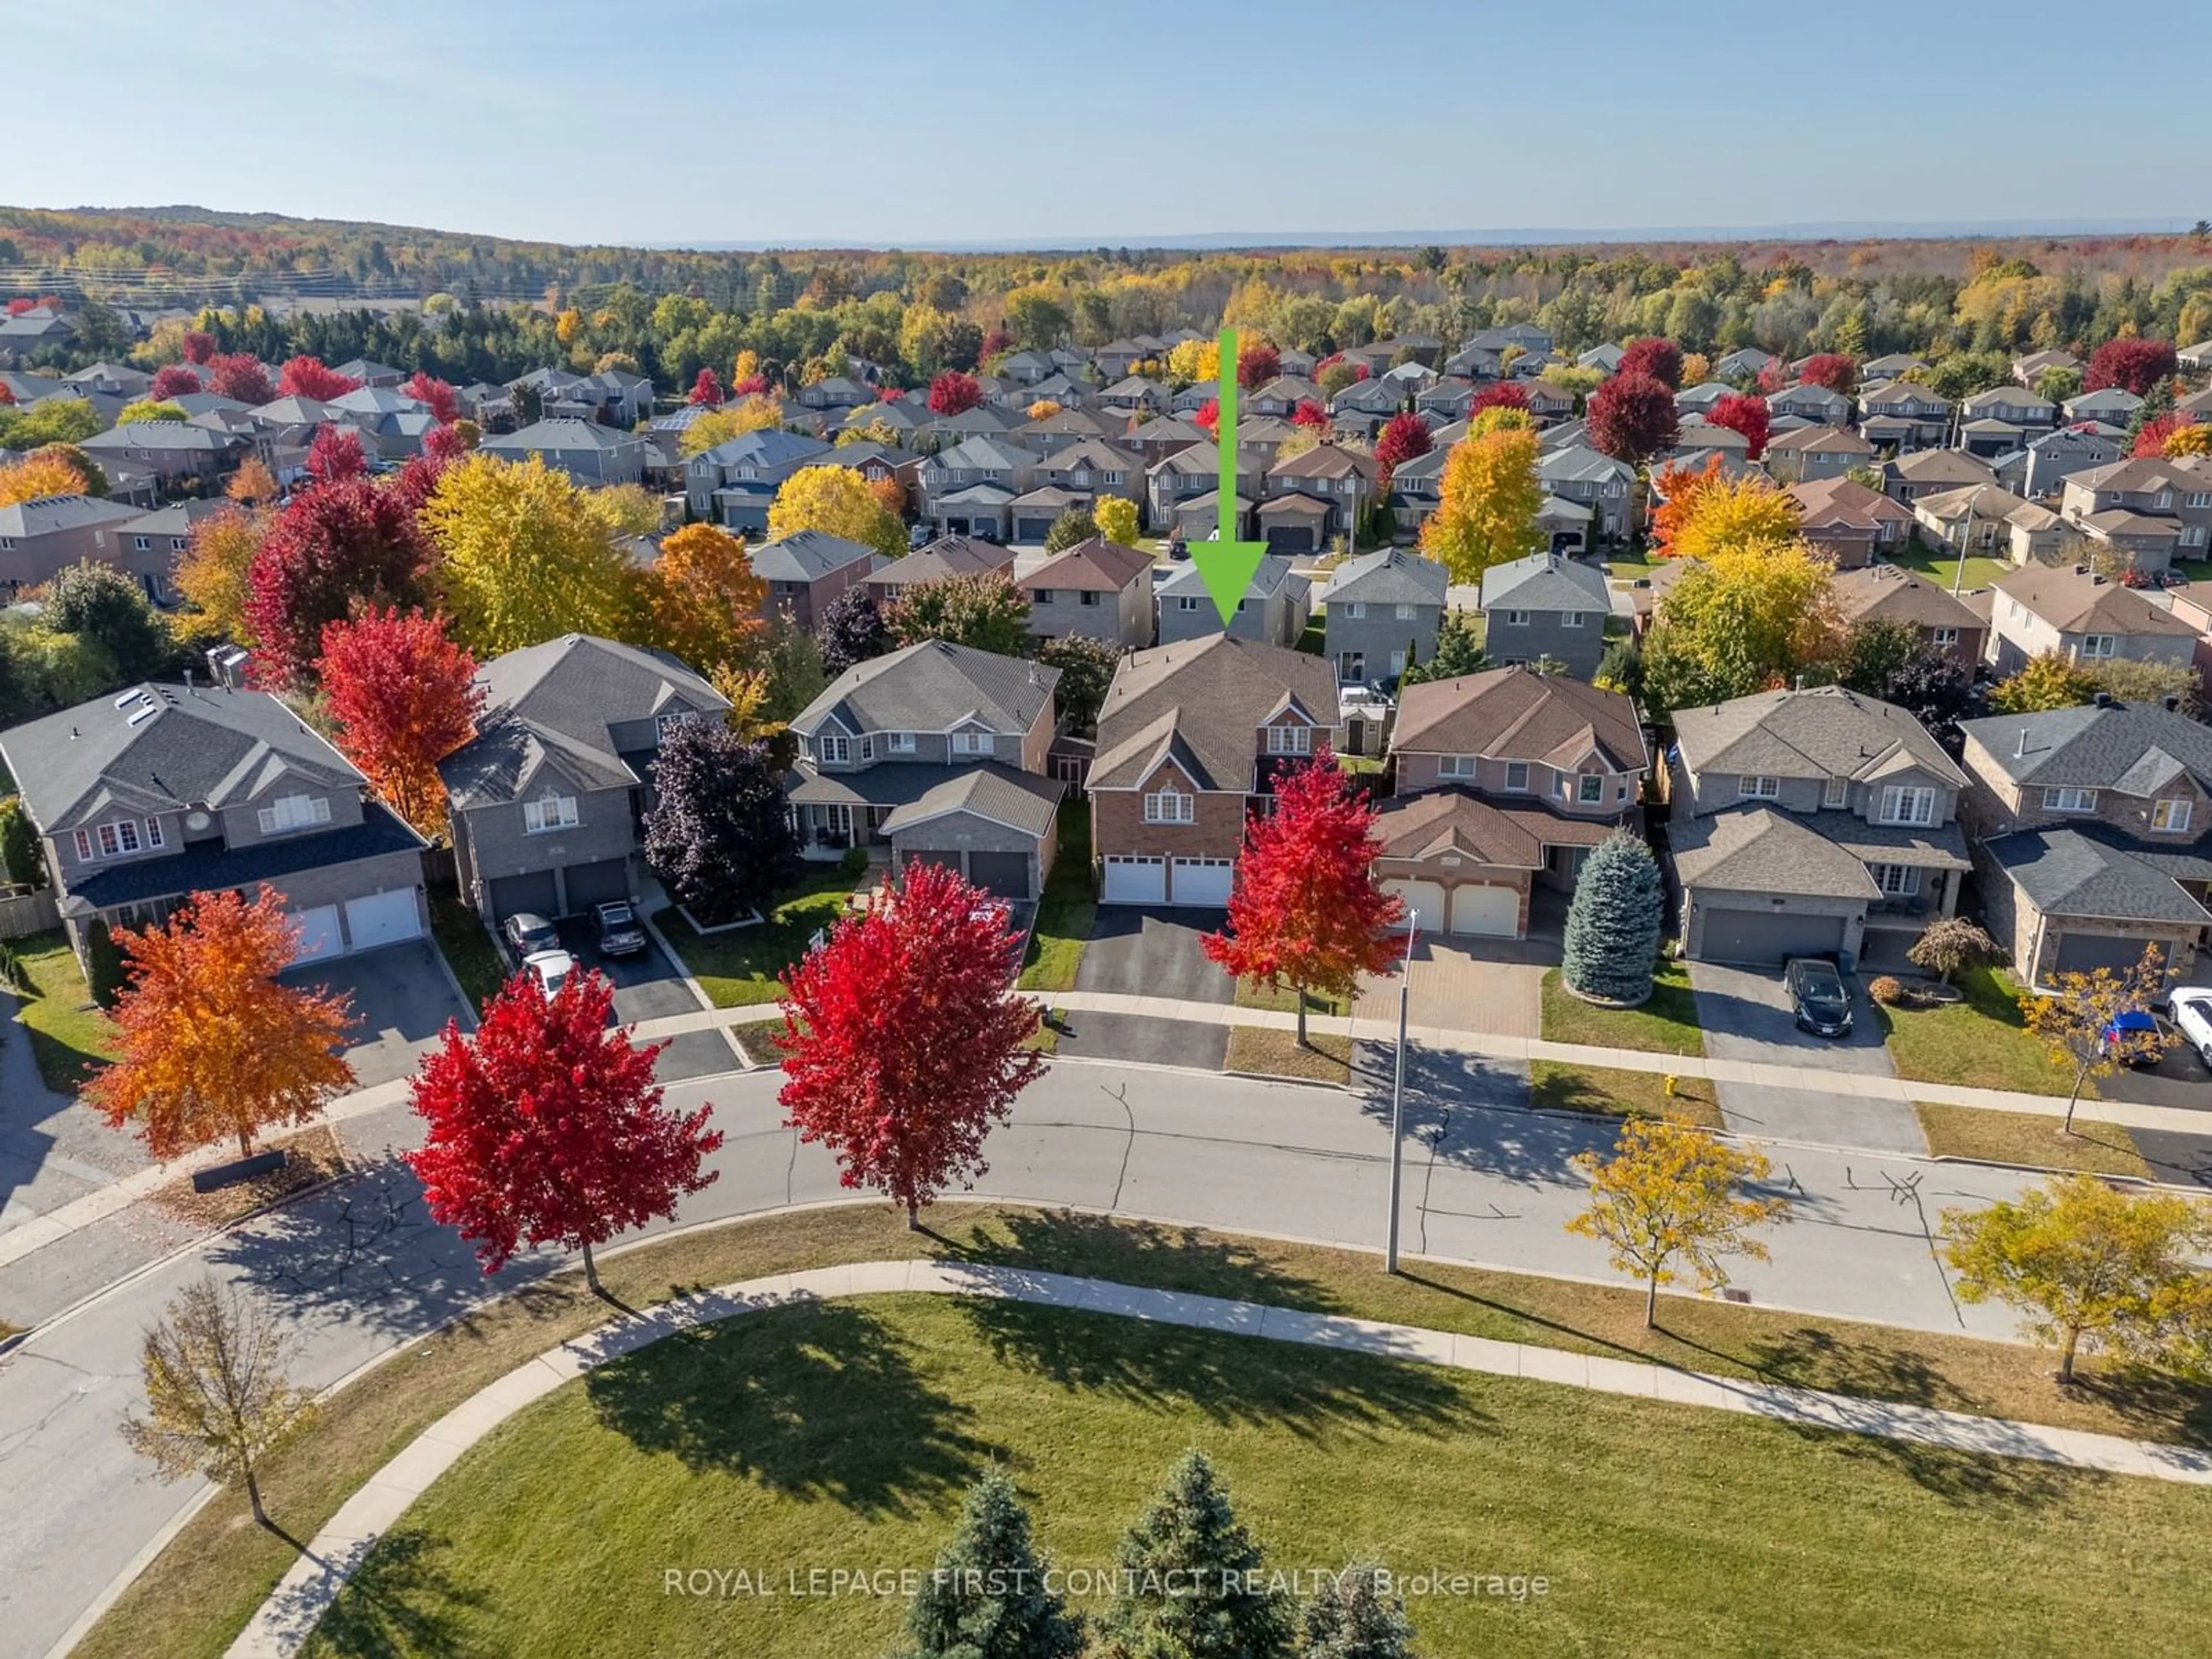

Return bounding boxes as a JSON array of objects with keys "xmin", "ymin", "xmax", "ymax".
[
  {"xmin": 1094, "ymin": 495, "xmax": 1141, "ymax": 546},
  {"xmin": 767, "ymin": 464, "xmax": 907, "ymax": 560},
  {"xmin": 1640, "ymin": 538, "xmax": 1839, "ymax": 715},
  {"xmin": 1418, "ymin": 426, "xmax": 1541, "ymax": 584},
  {"xmin": 175, "ymin": 506, "xmax": 266, "ymax": 643},
  {"xmin": 0, "ymin": 449, "xmax": 91, "ymax": 506},
  {"xmin": 1990, "ymin": 650, "xmax": 2099, "ymax": 714},
  {"xmin": 679, "ymin": 395, "xmax": 785, "ymax": 457},
  {"xmin": 1660, "ymin": 469, "xmax": 1802, "ymax": 565},
  {"xmin": 2162, "ymin": 423, "xmax": 2212, "ymax": 459},
  {"xmin": 422, "ymin": 453, "xmax": 640, "ymax": 657}
]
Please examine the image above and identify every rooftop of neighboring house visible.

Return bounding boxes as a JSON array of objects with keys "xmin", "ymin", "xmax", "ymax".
[
  {"xmin": 1861, "ymin": 380, "xmax": 1950, "ymax": 410},
  {"xmin": 1915, "ymin": 482, "xmax": 2033, "ymax": 521},
  {"xmin": 1964, "ymin": 386, "xmax": 2058, "ymax": 413},
  {"xmin": 790, "ymin": 639, "xmax": 1058, "ymax": 740},
  {"xmin": 1961, "ymin": 701, "xmax": 2212, "ymax": 792},
  {"xmin": 1673, "ymin": 685, "xmax": 1966, "ymax": 787},
  {"xmin": 1539, "ymin": 444, "xmax": 1635, "ymax": 485},
  {"xmin": 1765, "ymin": 423, "xmax": 1874, "ymax": 457},
  {"xmin": 1319, "ymin": 547, "xmax": 1449, "ymax": 608},
  {"xmin": 1020, "ymin": 535, "xmax": 1154, "ymax": 593},
  {"xmin": 0, "ymin": 680, "xmax": 366, "ymax": 831},
  {"xmin": 115, "ymin": 499, "xmax": 230, "ymax": 539},
  {"xmin": 1891, "ymin": 449, "xmax": 1998, "ymax": 487},
  {"xmin": 0, "ymin": 492, "xmax": 145, "ymax": 537},
  {"xmin": 1478, "ymin": 548, "xmax": 1611, "ymax": 613},
  {"xmin": 1671, "ymin": 806, "xmax": 1886, "ymax": 899},
  {"xmin": 927, "ymin": 435, "xmax": 1044, "ymax": 472},
  {"xmin": 868, "ymin": 535, "xmax": 1010, "ymax": 588},
  {"xmin": 1991, "ymin": 565, "xmax": 2195, "ymax": 637},
  {"xmin": 1267, "ymin": 442, "xmax": 1378, "ymax": 481},
  {"xmin": 328, "ymin": 387, "xmax": 427, "ymax": 418},
  {"xmin": 751, "ymin": 529, "xmax": 884, "ymax": 584},
  {"xmin": 690, "ymin": 428, "xmax": 832, "ymax": 469},
  {"xmin": 1156, "ymin": 555, "xmax": 1305, "ymax": 603},
  {"xmin": 1786, "ymin": 475, "xmax": 1914, "ymax": 529},
  {"xmin": 2066, "ymin": 456, "xmax": 2188, "ymax": 495},
  {"xmin": 1828, "ymin": 564, "xmax": 1987, "ymax": 632},
  {"xmin": 78, "ymin": 419, "xmax": 242, "ymax": 453},
  {"xmin": 1392, "ymin": 665, "xmax": 1646, "ymax": 770},
  {"xmin": 878, "ymin": 765, "xmax": 1065, "ymax": 841},
  {"xmin": 1090, "ymin": 636, "xmax": 1340, "ymax": 793},
  {"xmin": 441, "ymin": 633, "xmax": 730, "ymax": 809},
  {"xmin": 480, "ymin": 417, "xmax": 641, "ymax": 453},
  {"xmin": 1976, "ymin": 823, "xmax": 2212, "ymax": 926}
]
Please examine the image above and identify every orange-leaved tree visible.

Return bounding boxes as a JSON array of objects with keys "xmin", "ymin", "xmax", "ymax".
[
  {"xmin": 0, "ymin": 449, "xmax": 89, "ymax": 507},
  {"xmin": 316, "ymin": 607, "xmax": 484, "ymax": 837},
  {"xmin": 1203, "ymin": 748, "xmax": 1405, "ymax": 1045},
  {"xmin": 640, "ymin": 522, "xmax": 767, "ymax": 678},
  {"xmin": 85, "ymin": 889, "xmax": 357, "ymax": 1160}
]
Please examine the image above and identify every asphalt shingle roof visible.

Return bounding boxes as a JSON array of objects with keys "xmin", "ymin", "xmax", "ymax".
[
  {"xmin": 1675, "ymin": 687, "xmax": 1965, "ymax": 788},
  {"xmin": 1478, "ymin": 550, "xmax": 1611, "ymax": 614},
  {"xmin": 1672, "ymin": 808, "xmax": 1884, "ymax": 899},
  {"xmin": 1983, "ymin": 825, "xmax": 2212, "ymax": 925},
  {"xmin": 1960, "ymin": 703, "xmax": 2212, "ymax": 791},
  {"xmin": 59, "ymin": 802, "xmax": 423, "ymax": 914},
  {"xmin": 1090, "ymin": 637, "xmax": 1338, "ymax": 793},
  {"xmin": 790, "ymin": 641, "xmax": 1058, "ymax": 739},
  {"xmin": 1320, "ymin": 547, "xmax": 1449, "ymax": 608},
  {"xmin": 1393, "ymin": 666, "xmax": 1645, "ymax": 772},
  {"xmin": 751, "ymin": 529, "xmax": 882, "ymax": 584},
  {"xmin": 880, "ymin": 764, "xmax": 1064, "ymax": 839}
]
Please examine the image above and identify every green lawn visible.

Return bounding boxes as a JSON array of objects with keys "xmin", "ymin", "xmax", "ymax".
[
  {"xmin": 1233, "ymin": 977, "xmax": 1347, "ymax": 1017},
  {"xmin": 1540, "ymin": 960, "xmax": 1705, "ymax": 1056},
  {"xmin": 1529, "ymin": 1059, "xmax": 1724, "ymax": 1127},
  {"xmin": 1915, "ymin": 1103, "xmax": 2150, "ymax": 1177},
  {"xmin": 6, "ymin": 929, "xmax": 116, "ymax": 1093},
  {"xmin": 655, "ymin": 870, "xmax": 862, "ymax": 1007},
  {"xmin": 303, "ymin": 1291, "xmax": 2212, "ymax": 1659},
  {"xmin": 1878, "ymin": 965, "xmax": 2065, "ymax": 1096},
  {"xmin": 427, "ymin": 891, "xmax": 507, "ymax": 1011},
  {"xmin": 1018, "ymin": 802, "xmax": 1094, "ymax": 994},
  {"xmin": 78, "ymin": 1203, "xmax": 2212, "ymax": 1659},
  {"xmin": 1226, "ymin": 1025, "xmax": 1352, "ymax": 1084},
  {"xmin": 1886, "ymin": 544, "xmax": 2012, "ymax": 594}
]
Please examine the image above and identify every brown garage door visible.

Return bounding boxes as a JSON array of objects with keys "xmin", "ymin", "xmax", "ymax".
[
  {"xmin": 966, "ymin": 850, "xmax": 1033, "ymax": 898},
  {"xmin": 2053, "ymin": 933, "xmax": 2168, "ymax": 976},
  {"xmin": 1699, "ymin": 907, "xmax": 1847, "ymax": 965}
]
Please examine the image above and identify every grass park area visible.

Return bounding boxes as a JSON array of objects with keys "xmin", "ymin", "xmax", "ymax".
[
  {"xmin": 1914, "ymin": 1103, "xmax": 2151, "ymax": 1178},
  {"xmin": 3, "ymin": 929, "xmax": 115, "ymax": 1093},
  {"xmin": 1539, "ymin": 961, "xmax": 1705, "ymax": 1056},
  {"xmin": 79, "ymin": 1203, "xmax": 2212, "ymax": 1659},
  {"xmin": 1876, "ymin": 966, "xmax": 2064, "ymax": 1096},
  {"xmin": 655, "ymin": 869, "xmax": 861, "ymax": 1007},
  {"xmin": 1528, "ymin": 1060, "xmax": 1724, "ymax": 1128}
]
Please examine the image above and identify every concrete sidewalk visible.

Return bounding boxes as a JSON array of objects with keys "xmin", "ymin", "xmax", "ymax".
[{"xmin": 224, "ymin": 1257, "xmax": 2212, "ymax": 1657}]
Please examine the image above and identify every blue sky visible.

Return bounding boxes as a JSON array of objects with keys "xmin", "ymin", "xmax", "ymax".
[{"xmin": 16, "ymin": 1, "xmax": 2211, "ymax": 247}]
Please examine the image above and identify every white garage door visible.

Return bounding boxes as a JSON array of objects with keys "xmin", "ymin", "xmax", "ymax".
[
  {"xmin": 1102, "ymin": 855, "xmax": 1167, "ymax": 904},
  {"xmin": 290, "ymin": 904, "xmax": 342, "ymax": 965},
  {"xmin": 1170, "ymin": 858, "xmax": 1235, "ymax": 907},
  {"xmin": 344, "ymin": 889, "xmax": 423, "ymax": 953},
  {"xmin": 1385, "ymin": 879, "xmax": 1447, "ymax": 934},
  {"xmin": 1449, "ymin": 884, "xmax": 1520, "ymax": 938}
]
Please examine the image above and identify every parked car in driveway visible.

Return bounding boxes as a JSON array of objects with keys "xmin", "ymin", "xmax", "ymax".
[
  {"xmin": 1785, "ymin": 957, "xmax": 1853, "ymax": 1038},
  {"xmin": 2168, "ymin": 991, "xmax": 2212, "ymax": 1066},
  {"xmin": 503, "ymin": 911, "xmax": 558, "ymax": 959},
  {"xmin": 592, "ymin": 900, "xmax": 648, "ymax": 958},
  {"xmin": 2098, "ymin": 1008, "xmax": 2166, "ymax": 1066},
  {"xmin": 524, "ymin": 948, "xmax": 576, "ymax": 998}
]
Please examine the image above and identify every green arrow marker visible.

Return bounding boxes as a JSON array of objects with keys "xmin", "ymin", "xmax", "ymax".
[{"xmin": 1194, "ymin": 325, "xmax": 1273, "ymax": 625}]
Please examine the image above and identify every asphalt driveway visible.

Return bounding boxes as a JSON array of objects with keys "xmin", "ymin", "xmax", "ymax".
[
  {"xmin": 547, "ymin": 919, "xmax": 733, "ymax": 1083},
  {"xmin": 1054, "ymin": 1010, "xmax": 1229, "ymax": 1071},
  {"xmin": 1074, "ymin": 907, "xmax": 1234, "ymax": 1005},
  {"xmin": 280, "ymin": 940, "xmax": 470, "ymax": 1088},
  {"xmin": 2131, "ymin": 1126, "xmax": 2212, "ymax": 1188},
  {"xmin": 2092, "ymin": 1041, "xmax": 2212, "ymax": 1112}
]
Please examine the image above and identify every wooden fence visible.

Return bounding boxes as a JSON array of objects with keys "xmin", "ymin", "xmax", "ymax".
[{"xmin": 0, "ymin": 889, "xmax": 61, "ymax": 942}]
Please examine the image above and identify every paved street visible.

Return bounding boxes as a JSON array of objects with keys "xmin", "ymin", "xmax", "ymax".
[{"xmin": 0, "ymin": 1056, "xmax": 2039, "ymax": 1659}]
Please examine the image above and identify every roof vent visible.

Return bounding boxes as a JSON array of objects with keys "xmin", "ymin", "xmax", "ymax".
[
  {"xmin": 2015, "ymin": 727, "xmax": 2030, "ymax": 758},
  {"xmin": 2164, "ymin": 694, "xmax": 2181, "ymax": 713},
  {"xmin": 2093, "ymin": 690, "xmax": 2112, "ymax": 707}
]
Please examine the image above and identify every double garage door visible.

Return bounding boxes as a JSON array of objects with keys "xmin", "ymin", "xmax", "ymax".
[
  {"xmin": 1101, "ymin": 855, "xmax": 1233, "ymax": 907},
  {"xmin": 2052, "ymin": 933, "xmax": 2168, "ymax": 976},
  {"xmin": 486, "ymin": 859, "xmax": 629, "ymax": 922},
  {"xmin": 902, "ymin": 848, "xmax": 1036, "ymax": 899},
  {"xmin": 287, "ymin": 889, "xmax": 424, "ymax": 965},
  {"xmin": 1384, "ymin": 878, "xmax": 1520, "ymax": 939},
  {"xmin": 1699, "ymin": 907, "xmax": 1846, "ymax": 966}
]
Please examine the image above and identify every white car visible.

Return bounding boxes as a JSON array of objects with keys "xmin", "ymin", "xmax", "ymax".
[
  {"xmin": 524, "ymin": 948, "xmax": 577, "ymax": 998},
  {"xmin": 2167, "ymin": 990, "xmax": 2212, "ymax": 1067}
]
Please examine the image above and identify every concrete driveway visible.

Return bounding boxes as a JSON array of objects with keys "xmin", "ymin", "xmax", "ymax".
[
  {"xmin": 1687, "ymin": 960, "xmax": 1926, "ymax": 1154},
  {"xmin": 281, "ymin": 940, "xmax": 470, "ymax": 1088},
  {"xmin": 1356, "ymin": 940, "xmax": 1543, "ymax": 1037},
  {"xmin": 1074, "ymin": 907, "xmax": 1233, "ymax": 1003}
]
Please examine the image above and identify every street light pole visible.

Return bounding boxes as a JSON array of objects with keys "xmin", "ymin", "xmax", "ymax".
[{"xmin": 1385, "ymin": 913, "xmax": 1416, "ymax": 1274}]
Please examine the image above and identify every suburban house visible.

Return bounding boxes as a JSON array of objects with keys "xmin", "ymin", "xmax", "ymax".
[
  {"xmin": 1828, "ymin": 565, "xmax": 1988, "ymax": 668},
  {"xmin": 1960, "ymin": 386, "xmax": 2058, "ymax": 434},
  {"xmin": 1375, "ymin": 668, "xmax": 1648, "ymax": 937},
  {"xmin": 477, "ymin": 417, "xmax": 646, "ymax": 486},
  {"xmin": 1318, "ymin": 548, "xmax": 1449, "ymax": 687},
  {"xmin": 79, "ymin": 420, "xmax": 249, "ymax": 490},
  {"xmin": 1260, "ymin": 444, "xmax": 1377, "ymax": 551},
  {"xmin": 1669, "ymin": 686, "xmax": 1972, "ymax": 969},
  {"xmin": 0, "ymin": 493, "xmax": 153, "ymax": 598},
  {"xmin": 751, "ymin": 530, "xmax": 884, "ymax": 630},
  {"xmin": 1766, "ymin": 384, "xmax": 1853, "ymax": 426},
  {"xmin": 2064, "ymin": 388, "xmax": 2146, "ymax": 428},
  {"xmin": 783, "ymin": 641, "xmax": 1063, "ymax": 897},
  {"xmin": 1478, "ymin": 550, "xmax": 1612, "ymax": 679},
  {"xmin": 2012, "ymin": 426, "xmax": 2127, "ymax": 498},
  {"xmin": 1959, "ymin": 701, "xmax": 2212, "ymax": 986},
  {"xmin": 1714, "ymin": 347, "xmax": 1775, "ymax": 380},
  {"xmin": 1148, "ymin": 442, "xmax": 1270, "ymax": 532},
  {"xmin": 2014, "ymin": 350, "xmax": 2080, "ymax": 384},
  {"xmin": 510, "ymin": 366, "xmax": 655, "ymax": 426},
  {"xmin": 440, "ymin": 634, "xmax": 730, "ymax": 923},
  {"xmin": 863, "ymin": 535, "xmax": 1012, "ymax": 607},
  {"xmin": 1984, "ymin": 565, "xmax": 2198, "ymax": 675},
  {"xmin": 1764, "ymin": 425, "xmax": 1876, "ymax": 484},
  {"xmin": 1858, "ymin": 381, "xmax": 1951, "ymax": 452},
  {"xmin": 1156, "ymin": 556, "xmax": 1309, "ymax": 648},
  {"xmin": 1388, "ymin": 445, "xmax": 1449, "ymax": 534},
  {"xmin": 0, "ymin": 680, "xmax": 430, "ymax": 970},
  {"xmin": 1019, "ymin": 536, "xmax": 1156, "ymax": 649},
  {"xmin": 1887, "ymin": 449, "xmax": 1997, "ymax": 506},
  {"xmin": 1785, "ymin": 476, "xmax": 1912, "ymax": 566},
  {"xmin": 2061, "ymin": 456, "xmax": 2212, "ymax": 571},
  {"xmin": 1911, "ymin": 483, "xmax": 2046, "ymax": 559},
  {"xmin": 1087, "ymin": 635, "xmax": 1341, "ymax": 906},
  {"xmin": 1539, "ymin": 446, "xmax": 1636, "ymax": 543},
  {"xmin": 684, "ymin": 429, "xmax": 833, "ymax": 531}
]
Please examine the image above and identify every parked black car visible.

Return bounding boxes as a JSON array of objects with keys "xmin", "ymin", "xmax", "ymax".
[
  {"xmin": 592, "ymin": 900, "xmax": 649, "ymax": 959},
  {"xmin": 502, "ymin": 910, "xmax": 559, "ymax": 959},
  {"xmin": 1785, "ymin": 957, "xmax": 1853, "ymax": 1039}
]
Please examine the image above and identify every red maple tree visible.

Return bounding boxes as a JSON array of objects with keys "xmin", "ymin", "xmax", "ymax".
[
  {"xmin": 149, "ymin": 363, "xmax": 203, "ymax": 401},
  {"xmin": 1587, "ymin": 371, "xmax": 1680, "ymax": 466},
  {"xmin": 1373, "ymin": 410, "xmax": 1433, "ymax": 492},
  {"xmin": 778, "ymin": 861, "xmax": 1045, "ymax": 1228},
  {"xmin": 2, "ymin": 298, "xmax": 32, "ymax": 317},
  {"xmin": 316, "ymin": 607, "xmax": 483, "ymax": 835},
  {"xmin": 1290, "ymin": 397, "xmax": 1331, "ymax": 429},
  {"xmin": 927, "ymin": 369, "xmax": 984, "ymax": 415},
  {"xmin": 305, "ymin": 426, "xmax": 367, "ymax": 483},
  {"xmin": 406, "ymin": 970, "xmax": 722, "ymax": 1294},
  {"xmin": 1237, "ymin": 340, "xmax": 1281, "ymax": 390},
  {"xmin": 1705, "ymin": 391, "xmax": 1771, "ymax": 459},
  {"xmin": 206, "ymin": 353, "xmax": 274, "ymax": 405},
  {"xmin": 1193, "ymin": 396, "xmax": 1220, "ymax": 435},
  {"xmin": 688, "ymin": 368, "xmax": 725, "ymax": 406},
  {"xmin": 277, "ymin": 355, "xmax": 362, "ymax": 402},
  {"xmin": 402, "ymin": 372, "xmax": 459, "ymax": 425},
  {"xmin": 1619, "ymin": 337, "xmax": 1684, "ymax": 390},
  {"xmin": 730, "ymin": 372, "xmax": 771, "ymax": 397},
  {"xmin": 0, "ymin": 384, "xmax": 13, "ymax": 406},
  {"xmin": 181, "ymin": 329, "xmax": 218, "ymax": 365},
  {"xmin": 2133, "ymin": 412, "xmax": 2188, "ymax": 457},
  {"xmin": 245, "ymin": 462, "xmax": 433, "ymax": 687},
  {"xmin": 1756, "ymin": 358, "xmax": 1790, "ymax": 394},
  {"xmin": 2084, "ymin": 338, "xmax": 2178, "ymax": 396},
  {"xmin": 1798, "ymin": 353, "xmax": 1858, "ymax": 394},
  {"xmin": 1203, "ymin": 749, "xmax": 1404, "ymax": 1044}
]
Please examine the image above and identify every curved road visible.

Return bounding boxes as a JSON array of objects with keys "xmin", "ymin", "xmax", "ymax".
[{"xmin": 0, "ymin": 1056, "xmax": 2035, "ymax": 1659}]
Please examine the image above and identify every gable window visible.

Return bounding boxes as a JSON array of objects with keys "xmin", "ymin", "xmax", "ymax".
[
  {"xmin": 2153, "ymin": 798, "xmax": 2193, "ymax": 834},
  {"xmin": 1741, "ymin": 775, "xmax": 1782, "ymax": 800},
  {"xmin": 1144, "ymin": 789, "xmax": 1195, "ymax": 824},
  {"xmin": 2042, "ymin": 786, "xmax": 2097, "ymax": 813},
  {"xmin": 1931, "ymin": 627, "xmax": 1959, "ymax": 647},
  {"xmin": 1504, "ymin": 761, "xmax": 1530, "ymax": 792},
  {"xmin": 73, "ymin": 828, "xmax": 92, "ymax": 861},
  {"xmin": 1502, "ymin": 609, "xmax": 1530, "ymax": 627},
  {"xmin": 1440, "ymin": 755, "xmax": 1477, "ymax": 778},
  {"xmin": 1870, "ymin": 863, "xmax": 1922, "ymax": 896},
  {"xmin": 1034, "ymin": 589, "xmax": 1055, "ymax": 604},
  {"xmin": 522, "ymin": 794, "xmax": 578, "ymax": 834},
  {"xmin": 951, "ymin": 730, "xmax": 992, "ymax": 758},
  {"xmin": 1344, "ymin": 601, "xmax": 1366, "ymax": 619},
  {"xmin": 655, "ymin": 712, "xmax": 691, "ymax": 741},
  {"xmin": 859, "ymin": 736, "xmax": 876, "ymax": 763},
  {"xmin": 1177, "ymin": 596, "xmax": 1200, "ymax": 611},
  {"xmin": 259, "ymin": 793, "xmax": 332, "ymax": 834},
  {"xmin": 1823, "ymin": 776, "xmax": 1850, "ymax": 809},
  {"xmin": 1080, "ymin": 589, "xmax": 1100, "ymax": 607},
  {"xmin": 818, "ymin": 734, "xmax": 851, "ymax": 764},
  {"xmin": 1878, "ymin": 785, "xmax": 1937, "ymax": 827},
  {"xmin": 2079, "ymin": 634, "xmax": 2117, "ymax": 659},
  {"xmin": 1577, "ymin": 774, "xmax": 1604, "ymax": 804},
  {"xmin": 887, "ymin": 731, "xmax": 916, "ymax": 753},
  {"xmin": 1395, "ymin": 603, "xmax": 1418, "ymax": 620},
  {"xmin": 1266, "ymin": 724, "xmax": 1313, "ymax": 756}
]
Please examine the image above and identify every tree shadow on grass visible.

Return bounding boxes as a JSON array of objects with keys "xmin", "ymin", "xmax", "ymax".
[
  {"xmin": 938, "ymin": 1208, "xmax": 1342, "ymax": 1312},
  {"xmin": 271, "ymin": 1528, "xmax": 488, "ymax": 1659},
  {"xmin": 584, "ymin": 1300, "xmax": 990, "ymax": 1521},
  {"xmin": 2066, "ymin": 1369, "xmax": 2212, "ymax": 1450}
]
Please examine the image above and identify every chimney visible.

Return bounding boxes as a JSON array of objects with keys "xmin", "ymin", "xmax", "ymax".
[{"xmin": 182, "ymin": 666, "xmax": 195, "ymax": 696}]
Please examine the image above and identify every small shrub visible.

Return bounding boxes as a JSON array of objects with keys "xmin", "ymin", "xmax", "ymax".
[
  {"xmin": 840, "ymin": 844, "xmax": 870, "ymax": 878},
  {"xmin": 1868, "ymin": 975, "xmax": 1906, "ymax": 1006}
]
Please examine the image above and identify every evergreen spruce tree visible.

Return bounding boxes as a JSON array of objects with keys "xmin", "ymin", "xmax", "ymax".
[
  {"xmin": 85, "ymin": 918, "xmax": 130, "ymax": 1008},
  {"xmin": 1099, "ymin": 1449, "xmax": 1293, "ymax": 1659},
  {"xmin": 1560, "ymin": 831, "xmax": 1664, "ymax": 1005},
  {"xmin": 1300, "ymin": 1563, "xmax": 1416, "ymax": 1658},
  {"xmin": 900, "ymin": 1469, "xmax": 1084, "ymax": 1659}
]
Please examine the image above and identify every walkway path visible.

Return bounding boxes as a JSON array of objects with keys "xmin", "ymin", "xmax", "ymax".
[{"xmin": 226, "ymin": 1257, "xmax": 2212, "ymax": 1658}]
